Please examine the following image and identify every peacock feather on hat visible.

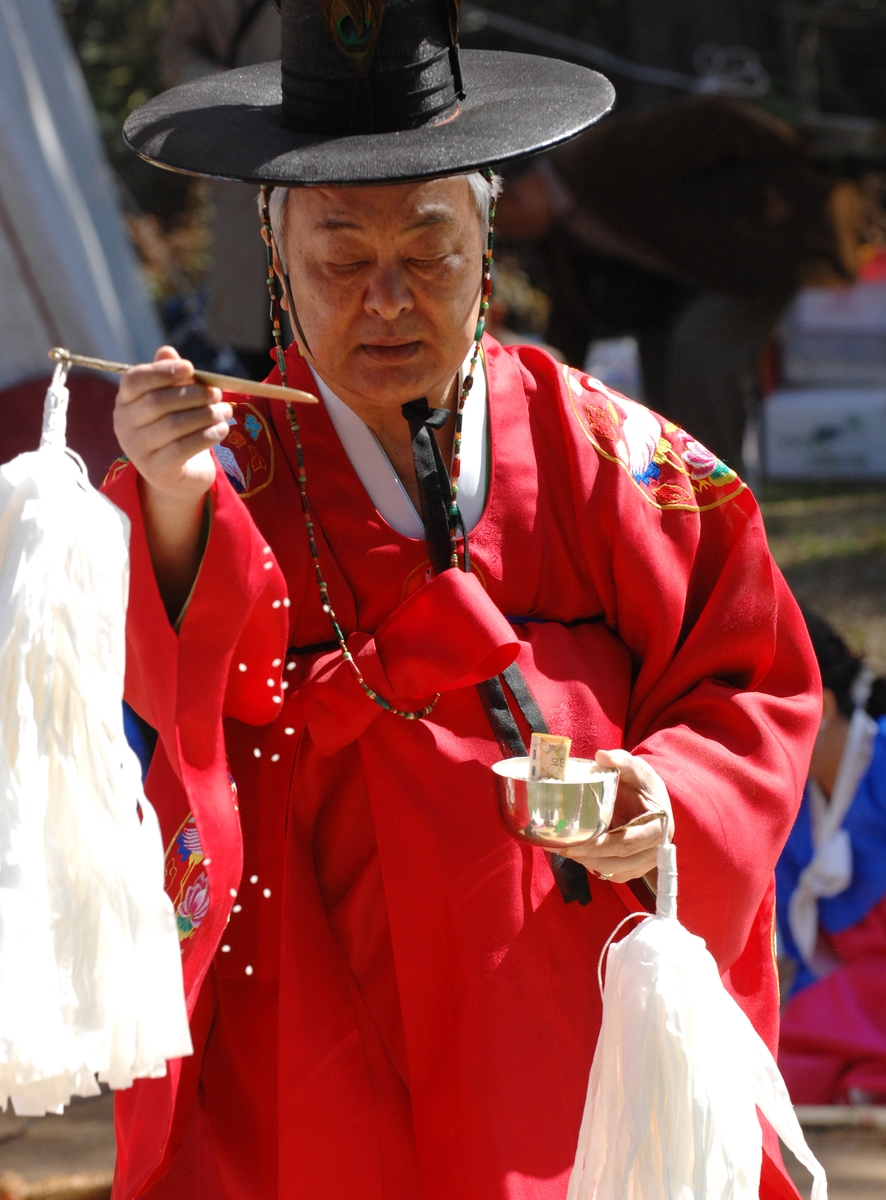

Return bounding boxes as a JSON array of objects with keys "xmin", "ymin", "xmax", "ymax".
[{"xmin": 320, "ymin": 0, "xmax": 386, "ymax": 76}]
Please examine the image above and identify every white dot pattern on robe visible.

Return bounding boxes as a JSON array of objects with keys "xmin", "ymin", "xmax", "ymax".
[
  {"xmin": 203, "ymin": 858, "xmax": 212, "ymax": 866},
  {"xmin": 221, "ymin": 945, "xmax": 231, "ymax": 953},
  {"xmin": 238, "ymin": 663, "xmax": 247, "ymax": 672},
  {"xmin": 287, "ymin": 662, "xmax": 296, "ymax": 671},
  {"xmin": 263, "ymin": 561, "xmax": 272, "ymax": 570},
  {"xmin": 272, "ymin": 600, "xmax": 281, "ymax": 609},
  {"xmin": 229, "ymin": 888, "xmax": 237, "ymax": 898},
  {"xmin": 284, "ymin": 727, "xmax": 294, "ymax": 735},
  {"xmin": 262, "ymin": 546, "xmax": 271, "ymax": 554},
  {"xmin": 250, "ymin": 875, "xmax": 258, "ymax": 884},
  {"xmin": 272, "ymin": 696, "xmax": 282, "ymax": 703},
  {"xmin": 283, "ymin": 598, "xmax": 291, "ymax": 607},
  {"xmin": 282, "ymin": 682, "xmax": 289, "ymax": 690},
  {"xmin": 272, "ymin": 659, "xmax": 282, "ymax": 667},
  {"xmin": 266, "ymin": 679, "xmax": 274, "ymax": 687},
  {"xmin": 245, "ymin": 965, "xmax": 253, "ymax": 976},
  {"xmin": 271, "ymin": 754, "xmax": 280, "ymax": 762},
  {"xmin": 233, "ymin": 905, "xmax": 242, "ymax": 913},
  {"xmin": 263, "ymin": 888, "xmax": 271, "ymax": 898},
  {"xmin": 253, "ymin": 748, "xmax": 261, "ymax": 758}
]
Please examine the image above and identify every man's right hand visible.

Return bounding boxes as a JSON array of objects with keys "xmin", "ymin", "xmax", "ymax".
[
  {"xmin": 113, "ymin": 345, "xmax": 233, "ymax": 618},
  {"xmin": 114, "ymin": 345, "xmax": 231, "ymax": 502}
]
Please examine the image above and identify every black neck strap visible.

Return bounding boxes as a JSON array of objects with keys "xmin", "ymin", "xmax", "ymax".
[
  {"xmin": 281, "ymin": 268, "xmax": 313, "ymax": 359},
  {"xmin": 400, "ymin": 397, "xmax": 454, "ymax": 577},
  {"xmin": 402, "ymin": 403, "xmax": 591, "ymax": 906}
]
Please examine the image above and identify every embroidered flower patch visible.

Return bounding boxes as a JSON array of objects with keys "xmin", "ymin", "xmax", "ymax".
[{"xmin": 565, "ymin": 367, "xmax": 744, "ymax": 513}]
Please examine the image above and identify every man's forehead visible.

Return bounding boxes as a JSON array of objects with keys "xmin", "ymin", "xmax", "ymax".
[{"xmin": 290, "ymin": 177, "xmax": 471, "ymax": 231}]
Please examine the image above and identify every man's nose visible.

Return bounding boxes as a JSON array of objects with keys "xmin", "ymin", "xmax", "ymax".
[{"xmin": 364, "ymin": 264, "xmax": 413, "ymax": 320}]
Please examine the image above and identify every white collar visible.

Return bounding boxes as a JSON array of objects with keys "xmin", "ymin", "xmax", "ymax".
[{"xmin": 310, "ymin": 351, "xmax": 488, "ymax": 540}]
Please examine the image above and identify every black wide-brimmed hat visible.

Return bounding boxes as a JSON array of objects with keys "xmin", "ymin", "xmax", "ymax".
[{"xmin": 123, "ymin": 0, "xmax": 614, "ymax": 186}]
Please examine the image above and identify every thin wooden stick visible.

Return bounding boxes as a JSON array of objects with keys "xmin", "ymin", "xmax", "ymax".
[{"xmin": 48, "ymin": 348, "xmax": 318, "ymax": 405}]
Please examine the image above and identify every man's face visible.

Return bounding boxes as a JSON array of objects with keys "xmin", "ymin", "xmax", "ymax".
[{"xmin": 280, "ymin": 177, "xmax": 484, "ymax": 414}]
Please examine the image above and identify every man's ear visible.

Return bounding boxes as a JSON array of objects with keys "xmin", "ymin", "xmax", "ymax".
[{"xmin": 822, "ymin": 687, "xmax": 839, "ymax": 723}]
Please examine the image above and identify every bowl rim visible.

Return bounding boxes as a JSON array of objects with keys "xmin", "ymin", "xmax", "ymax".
[{"xmin": 490, "ymin": 757, "xmax": 620, "ymax": 783}]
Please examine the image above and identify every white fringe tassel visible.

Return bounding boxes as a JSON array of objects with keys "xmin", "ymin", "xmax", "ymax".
[
  {"xmin": 0, "ymin": 366, "xmax": 192, "ymax": 1115},
  {"xmin": 568, "ymin": 841, "xmax": 828, "ymax": 1200}
]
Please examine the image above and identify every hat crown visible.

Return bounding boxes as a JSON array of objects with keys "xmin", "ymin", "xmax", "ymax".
[{"xmin": 282, "ymin": 0, "xmax": 462, "ymax": 136}]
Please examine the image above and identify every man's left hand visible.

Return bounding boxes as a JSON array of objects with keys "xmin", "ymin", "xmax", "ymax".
[{"xmin": 560, "ymin": 749, "xmax": 672, "ymax": 885}]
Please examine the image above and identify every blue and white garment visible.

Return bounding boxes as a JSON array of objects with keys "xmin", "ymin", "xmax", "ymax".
[{"xmin": 776, "ymin": 715, "xmax": 886, "ymax": 994}]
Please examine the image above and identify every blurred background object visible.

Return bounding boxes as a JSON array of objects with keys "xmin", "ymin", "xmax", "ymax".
[
  {"xmin": 5, "ymin": 0, "xmax": 886, "ymax": 484},
  {"xmin": 157, "ymin": 0, "xmax": 281, "ymax": 380},
  {"xmin": 464, "ymin": 1, "xmax": 886, "ymax": 481},
  {"xmin": 776, "ymin": 608, "xmax": 886, "ymax": 1106},
  {"xmin": 0, "ymin": 0, "xmax": 162, "ymax": 481},
  {"xmin": 494, "ymin": 95, "xmax": 861, "ymax": 474},
  {"xmin": 0, "ymin": 1090, "xmax": 115, "ymax": 1200}
]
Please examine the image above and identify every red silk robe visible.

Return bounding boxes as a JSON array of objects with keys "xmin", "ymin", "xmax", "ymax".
[{"xmin": 104, "ymin": 338, "xmax": 819, "ymax": 1200}]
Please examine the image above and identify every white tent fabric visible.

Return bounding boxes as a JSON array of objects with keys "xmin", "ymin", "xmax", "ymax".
[{"xmin": 0, "ymin": 0, "xmax": 162, "ymax": 393}]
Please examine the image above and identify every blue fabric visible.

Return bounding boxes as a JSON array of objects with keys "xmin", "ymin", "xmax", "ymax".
[
  {"xmin": 123, "ymin": 700, "xmax": 156, "ymax": 783},
  {"xmin": 776, "ymin": 717, "xmax": 886, "ymax": 991},
  {"xmin": 775, "ymin": 799, "xmax": 817, "ymax": 993}
]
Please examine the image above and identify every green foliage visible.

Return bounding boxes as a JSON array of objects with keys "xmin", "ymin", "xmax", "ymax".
[
  {"xmin": 57, "ymin": 0, "xmax": 191, "ymax": 217},
  {"xmin": 59, "ymin": 0, "xmax": 169, "ymax": 147}
]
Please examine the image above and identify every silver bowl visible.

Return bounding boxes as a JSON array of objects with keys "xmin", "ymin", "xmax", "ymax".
[{"xmin": 492, "ymin": 757, "xmax": 619, "ymax": 849}]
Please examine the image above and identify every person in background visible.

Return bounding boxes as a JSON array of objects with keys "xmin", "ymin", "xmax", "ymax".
[
  {"xmin": 495, "ymin": 96, "xmax": 863, "ymax": 473},
  {"xmin": 776, "ymin": 608, "xmax": 886, "ymax": 1104},
  {"xmin": 160, "ymin": 0, "xmax": 280, "ymax": 379}
]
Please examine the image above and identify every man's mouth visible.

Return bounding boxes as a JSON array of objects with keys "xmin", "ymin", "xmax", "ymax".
[{"xmin": 360, "ymin": 341, "xmax": 421, "ymax": 364}]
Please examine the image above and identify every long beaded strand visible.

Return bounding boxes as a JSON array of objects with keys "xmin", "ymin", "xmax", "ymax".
[
  {"xmin": 260, "ymin": 175, "xmax": 496, "ymax": 721},
  {"xmin": 449, "ymin": 167, "xmax": 495, "ymax": 568},
  {"xmin": 260, "ymin": 187, "xmax": 289, "ymax": 382}
]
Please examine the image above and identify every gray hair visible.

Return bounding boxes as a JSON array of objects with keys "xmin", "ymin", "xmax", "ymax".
[{"xmin": 262, "ymin": 171, "xmax": 502, "ymax": 274}]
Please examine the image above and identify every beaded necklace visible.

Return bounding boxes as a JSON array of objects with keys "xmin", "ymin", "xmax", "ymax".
[{"xmin": 259, "ymin": 170, "xmax": 496, "ymax": 721}]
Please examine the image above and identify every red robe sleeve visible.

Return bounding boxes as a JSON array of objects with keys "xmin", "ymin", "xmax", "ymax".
[
  {"xmin": 516, "ymin": 355, "xmax": 819, "ymax": 1200},
  {"xmin": 101, "ymin": 458, "xmax": 289, "ymax": 1196},
  {"xmin": 521, "ymin": 350, "xmax": 820, "ymax": 1010},
  {"xmin": 102, "ymin": 458, "xmax": 289, "ymax": 992}
]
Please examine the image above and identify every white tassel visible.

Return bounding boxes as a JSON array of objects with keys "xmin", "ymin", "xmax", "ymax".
[
  {"xmin": 0, "ymin": 365, "xmax": 192, "ymax": 1115},
  {"xmin": 568, "ymin": 840, "xmax": 828, "ymax": 1200}
]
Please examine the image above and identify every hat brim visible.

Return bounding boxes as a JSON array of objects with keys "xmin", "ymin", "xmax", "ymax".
[{"xmin": 123, "ymin": 51, "xmax": 614, "ymax": 186}]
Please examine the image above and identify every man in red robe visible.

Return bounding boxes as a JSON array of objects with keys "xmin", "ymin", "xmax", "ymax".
[{"xmin": 108, "ymin": 2, "xmax": 819, "ymax": 1196}]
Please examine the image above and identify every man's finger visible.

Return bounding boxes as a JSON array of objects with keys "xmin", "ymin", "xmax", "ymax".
[
  {"xmin": 587, "ymin": 850, "xmax": 659, "ymax": 884},
  {"xmin": 564, "ymin": 822, "xmax": 662, "ymax": 862},
  {"xmin": 134, "ymin": 403, "xmax": 232, "ymax": 454},
  {"xmin": 144, "ymin": 424, "xmax": 230, "ymax": 475},
  {"xmin": 595, "ymin": 749, "xmax": 675, "ymax": 840},
  {"xmin": 125, "ymin": 387, "xmax": 227, "ymax": 432},
  {"xmin": 596, "ymin": 747, "xmax": 656, "ymax": 790},
  {"xmin": 117, "ymin": 358, "xmax": 196, "ymax": 405}
]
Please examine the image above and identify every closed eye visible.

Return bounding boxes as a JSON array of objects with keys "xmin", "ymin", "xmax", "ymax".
[{"xmin": 407, "ymin": 255, "xmax": 452, "ymax": 271}]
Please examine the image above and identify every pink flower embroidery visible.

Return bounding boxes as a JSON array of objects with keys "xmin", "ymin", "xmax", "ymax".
[
  {"xmin": 177, "ymin": 872, "xmax": 210, "ymax": 938},
  {"xmin": 681, "ymin": 438, "xmax": 719, "ymax": 480}
]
